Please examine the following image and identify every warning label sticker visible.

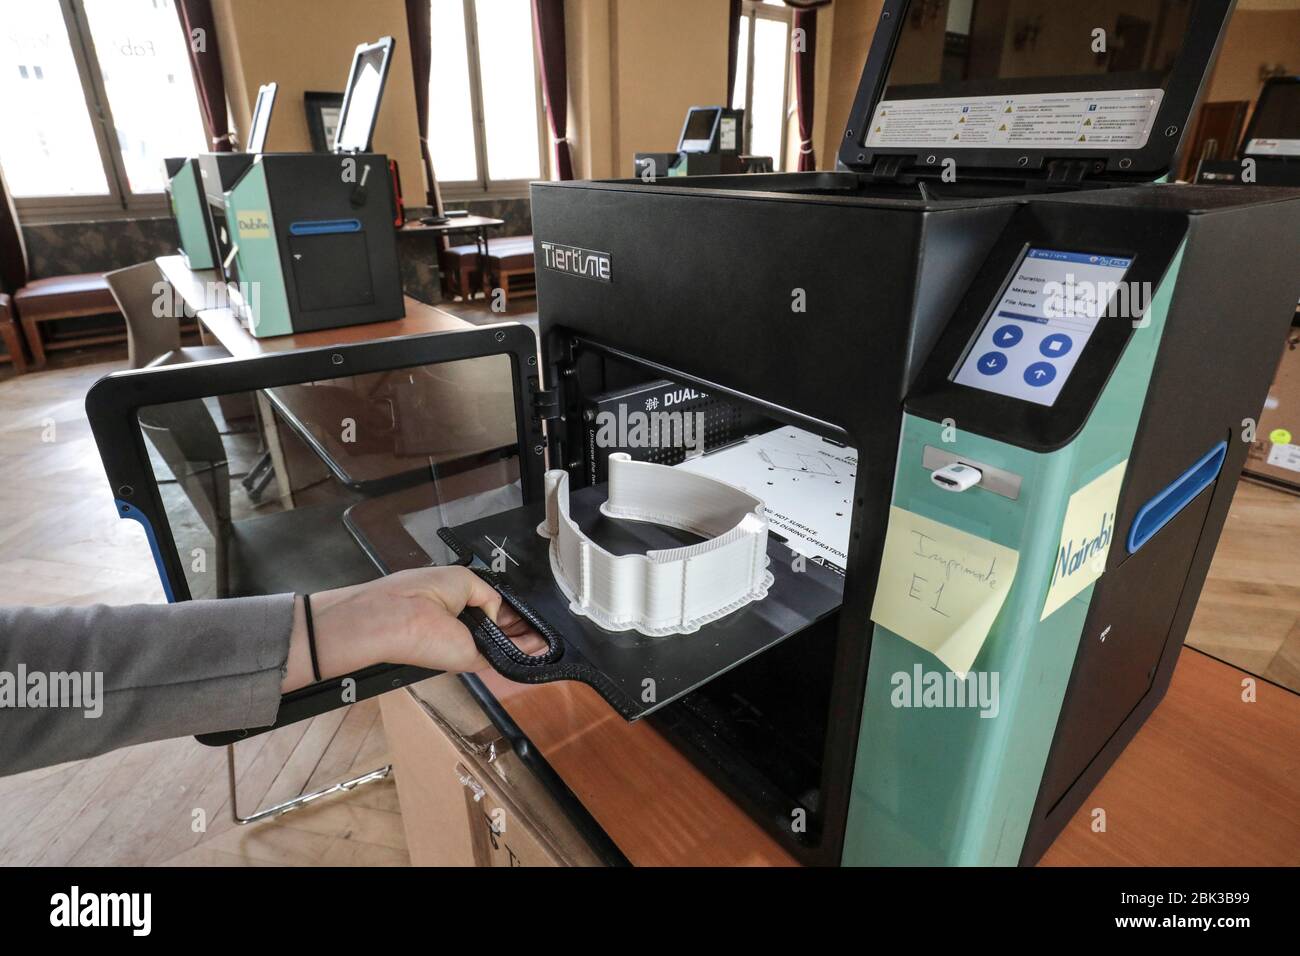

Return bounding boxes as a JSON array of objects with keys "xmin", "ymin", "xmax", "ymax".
[{"xmin": 865, "ymin": 89, "xmax": 1164, "ymax": 151}]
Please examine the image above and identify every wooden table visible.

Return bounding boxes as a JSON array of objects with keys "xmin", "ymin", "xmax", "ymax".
[
  {"xmin": 157, "ymin": 255, "xmax": 513, "ymax": 501},
  {"xmin": 399, "ymin": 214, "xmax": 504, "ymax": 242},
  {"xmin": 400, "ymin": 216, "xmax": 505, "ymax": 298},
  {"xmin": 1042, "ymin": 648, "xmax": 1300, "ymax": 866},
  {"xmin": 157, "ymin": 255, "xmax": 474, "ymax": 358},
  {"xmin": 262, "ymin": 363, "xmax": 519, "ymax": 495}
]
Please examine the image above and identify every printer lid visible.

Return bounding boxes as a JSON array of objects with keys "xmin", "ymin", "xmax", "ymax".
[
  {"xmin": 246, "ymin": 82, "xmax": 277, "ymax": 154},
  {"xmin": 837, "ymin": 0, "xmax": 1238, "ymax": 182},
  {"xmin": 1239, "ymin": 75, "xmax": 1300, "ymax": 161},
  {"xmin": 334, "ymin": 35, "xmax": 396, "ymax": 153}
]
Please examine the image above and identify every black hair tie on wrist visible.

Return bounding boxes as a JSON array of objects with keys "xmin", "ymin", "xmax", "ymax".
[{"xmin": 303, "ymin": 593, "xmax": 323, "ymax": 684}]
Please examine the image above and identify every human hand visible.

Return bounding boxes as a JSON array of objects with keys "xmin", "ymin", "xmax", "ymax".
[{"xmin": 282, "ymin": 567, "xmax": 547, "ymax": 691}]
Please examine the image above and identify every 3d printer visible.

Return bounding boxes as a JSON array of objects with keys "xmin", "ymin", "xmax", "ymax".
[
  {"xmin": 164, "ymin": 81, "xmax": 277, "ymax": 272},
  {"xmin": 633, "ymin": 105, "xmax": 750, "ymax": 178},
  {"xmin": 1197, "ymin": 75, "xmax": 1300, "ymax": 187},
  {"xmin": 89, "ymin": 0, "xmax": 1300, "ymax": 866},
  {"xmin": 169, "ymin": 37, "xmax": 403, "ymax": 338}
]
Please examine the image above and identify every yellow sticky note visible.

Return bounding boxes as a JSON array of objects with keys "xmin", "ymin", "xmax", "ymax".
[
  {"xmin": 235, "ymin": 209, "xmax": 272, "ymax": 239},
  {"xmin": 871, "ymin": 507, "xmax": 1020, "ymax": 676},
  {"xmin": 1041, "ymin": 460, "xmax": 1127, "ymax": 620}
]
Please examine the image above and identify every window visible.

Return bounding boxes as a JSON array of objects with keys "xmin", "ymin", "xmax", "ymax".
[
  {"xmin": 0, "ymin": 0, "xmax": 207, "ymax": 220},
  {"xmin": 427, "ymin": 0, "xmax": 549, "ymax": 196},
  {"xmin": 732, "ymin": 0, "xmax": 795, "ymax": 172}
]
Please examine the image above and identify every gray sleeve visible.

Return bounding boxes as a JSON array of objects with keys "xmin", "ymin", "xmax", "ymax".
[{"xmin": 0, "ymin": 594, "xmax": 295, "ymax": 777}]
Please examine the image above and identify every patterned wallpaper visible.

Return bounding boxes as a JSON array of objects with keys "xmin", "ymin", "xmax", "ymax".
[
  {"xmin": 459, "ymin": 197, "xmax": 533, "ymax": 238},
  {"xmin": 21, "ymin": 218, "xmax": 180, "ymax": 281}
]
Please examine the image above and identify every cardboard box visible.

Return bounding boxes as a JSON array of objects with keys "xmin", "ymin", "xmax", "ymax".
[
  {"xmin": 379, "ymin": 675, "xmax": 606, "ymax": 867},
  {"xmin": 1245, "ymin": 321, "xmax": 1300, "ymax": 494}
]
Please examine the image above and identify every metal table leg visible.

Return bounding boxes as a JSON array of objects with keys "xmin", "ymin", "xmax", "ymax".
[
  {"xmin": 476, "ymin": 227, "xmax": 490, "ymax": 299},
  {"xmin": 225, "ymin": 743, "xmax": 392, "ymax": 826}
]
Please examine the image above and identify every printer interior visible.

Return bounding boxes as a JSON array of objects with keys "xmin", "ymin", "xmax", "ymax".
[{"xmin": 435, "ymin": 343, "xmax": 856, "ymax": 846}]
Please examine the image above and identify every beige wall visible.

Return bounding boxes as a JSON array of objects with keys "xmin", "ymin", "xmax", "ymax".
[
  {"xmin": 820, "ymin": 0, "xmax": 884, "ymax": 166},
  {"xmin": 212, "ymin": 0, "xmax": 426, "ymax": 203},
  {"xmin": 568, "ymin": 0, "xmax": 842, "ymax": 179},
  {"xmin": 209, "ymin": 0, "xmax": 852, "ymax": 191},
  {"xmin": 566, "ymin": 0, "xmax": 616, "ymax": 179},
  {"xmin": 1205, "ymin": 9, "xmax": 1300, "ymax": 105},
  {"xmin": 610, "ymin": 0, "xmax": 731, "ymax": 177}
]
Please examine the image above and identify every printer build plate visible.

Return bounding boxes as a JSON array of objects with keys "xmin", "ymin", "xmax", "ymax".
[{"xmin": 442, "ymin": 482, "xmax": 843, "ymax": 720}]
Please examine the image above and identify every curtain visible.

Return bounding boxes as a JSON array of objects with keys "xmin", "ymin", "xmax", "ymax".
[
  {"xmin": 406, "ymin": 0, "xmax": 445, "ymax": 212},
  {"xmin": 174, "ymin": 0, "xmax": 233, "ymax": 151},
  {"xmin": 787, "ymin": 1, "xmax": 832, "ymax": 171},
  {"xmin": 792, "ymin": 7, "xmax": 819, "ymax": 171},
  {"xmin": 532, "ymin": 0, "xmax": 574, "ymax": 180},
  {"xmin": 0, "ymin": 164, "xmax": 27, "ymax": 294},
  {"xmin": 727, "ymin": 0, "xmax": 743, "ymax": 106}
]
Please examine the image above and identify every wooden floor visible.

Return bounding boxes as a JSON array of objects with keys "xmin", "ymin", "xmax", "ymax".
[
  {"xmin": 1184, "ymin": 481, "xmax": 1300, "ymax": 689},
  {"xmin": 0, "ymin": 358, "xmax": 408, "ymax": 865},
  {"xmin": 1042, "ymin": 646, "xmax": 1300, "ymax": 866},
  {"xmin": 0, "ymin": 353, "xmax": 1296, "ymax": 866}
]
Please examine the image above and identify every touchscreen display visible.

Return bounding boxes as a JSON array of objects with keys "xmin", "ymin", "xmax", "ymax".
[{"xmin": 953, "ymin": 248, "xmax": 1133, "ymax": 407}]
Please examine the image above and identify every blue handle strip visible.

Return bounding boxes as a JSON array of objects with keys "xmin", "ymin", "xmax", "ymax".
[
  {"xmin": 288, "ymin": 218, "xmax": 362, "ymax": 236},
  {"xmin": 1126, "ymin": 441, "xmax": 1227, "ymax": 554},
  {"xmin": 116, "ymin": 500, "xmax": 176, "ymax": 603}
]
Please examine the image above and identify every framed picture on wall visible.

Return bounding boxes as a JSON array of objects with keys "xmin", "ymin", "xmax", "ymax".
[{"xmin": 304, "ymin": 91, "xmax": 345, "ymax": 152}]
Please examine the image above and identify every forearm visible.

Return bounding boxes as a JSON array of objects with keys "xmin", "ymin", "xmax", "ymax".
[
  {"xmin": 1, "ymin": 567, "xmax": 538, "ymax": 778},
  {"xmin": 280, "ymin": 589, "xmax": 406, "ymax": 692},
  {"xmin": 0, "ymin": 596, "xmax": 294, "ymax": 776}
]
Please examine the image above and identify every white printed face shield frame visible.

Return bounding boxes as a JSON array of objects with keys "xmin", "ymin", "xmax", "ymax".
[{"xmin": 537, "ymin": 454, "xmax": 774, "ymax": 636}]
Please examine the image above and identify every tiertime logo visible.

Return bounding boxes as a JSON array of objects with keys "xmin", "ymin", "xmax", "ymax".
[
  {"xmin": 1052, "ymin": 508, "xmax": 1115, "ymax": 588},
  {"xmin": 540, "ymin": 242, "xmax": 612, "ymax": 283}
]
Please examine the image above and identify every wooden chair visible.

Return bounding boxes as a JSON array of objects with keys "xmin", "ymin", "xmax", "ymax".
[
  {"xmin": 438, "ymin": 242, "xmax": 484, "ymax": 300},
  {"xmin": 106, "ymin": 261, "xmax": 228, "ymax": 369},
  {"xmin": 14, "ymin": 272, "xmax": 122, "ymax": 370},
  {"xmin": 487, "ymin": 241, "xmax": 537, "ymax": 305},
  {"xmin": 1, "ymin": 160, "xmax": 120, "ymax": 369},
  {"xmin": 438, "ymin": 235, "xmax": 536, "ymax": 301},
  {"xmin": 0, "ymin": 292, "xmax": 27, "ymax": 374}
]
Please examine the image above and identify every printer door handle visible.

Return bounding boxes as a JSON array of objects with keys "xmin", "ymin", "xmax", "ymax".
[
  {"xmin": 458, "ymin": 581, "xmax": 640, "ymax": 717},
  {"xmin": 1126, "ymin": 441, "xmax": 1228, "ymax": 554},
  {"xmin": 461, "ymin": 569, "xmax": 565, "ymax": 676}
]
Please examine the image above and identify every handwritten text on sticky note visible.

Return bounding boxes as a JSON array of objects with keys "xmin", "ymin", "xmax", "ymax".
[
  {"xmin": 1040, "ymin": 460, "xmax": 1127, "ymax": 620},
  {"xmin": 871, "ymin": 507, "xmax": 1020, "ymax": 676}
]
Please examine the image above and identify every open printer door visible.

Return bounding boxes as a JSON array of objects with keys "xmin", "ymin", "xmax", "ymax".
[
  {"xmin": 87, "ymin": 325, "xmax": 545, "ymax": 743},
  {"xmin": 87, "ymin": 323, "xmax": 841, "ymax": 739}
]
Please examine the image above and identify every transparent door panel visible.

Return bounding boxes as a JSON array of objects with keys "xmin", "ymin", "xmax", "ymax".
[{"xmin": 136, "ymin": 353, "xmax": 527, "ymax": 603}]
